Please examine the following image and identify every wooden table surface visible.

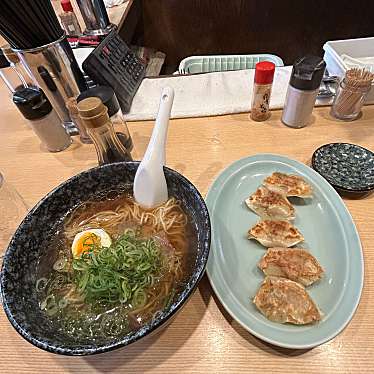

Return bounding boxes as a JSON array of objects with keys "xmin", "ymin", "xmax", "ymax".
[{"xmin": 0, "ymin": 77, "xmax": 374, "ymax": 373}]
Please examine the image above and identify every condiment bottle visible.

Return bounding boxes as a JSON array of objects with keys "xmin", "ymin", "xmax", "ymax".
[
  {"xmin": 281, "ymin": 56, "xmax": 326, "ymax": 128},
  {"xmin": 250, "ymin": 61, "xmax": 275, "ymax": 121},
  {"xmin": 60, "ymin": 0, "xmax": 82, "ymax": 36},
  {"xmin": 13, "ymin": 88, "xmax": 72, "ymax": 152},
  {"xmin": 77, "ymin": 97, "xmax": 133, "ymax": 165},
  {"xmin": 77, "ymin": 86, "xmax": 133, "ymax": 151}
]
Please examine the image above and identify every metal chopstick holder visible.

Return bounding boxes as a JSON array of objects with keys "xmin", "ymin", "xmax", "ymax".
[{"xmin": 15, "ymin": 33, "xmax": 87, "ymax": 128}]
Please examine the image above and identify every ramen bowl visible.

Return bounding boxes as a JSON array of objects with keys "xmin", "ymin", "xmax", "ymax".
[{"xmin": 0, "ymin": 162, "xmax": 211, "ymax": 355}]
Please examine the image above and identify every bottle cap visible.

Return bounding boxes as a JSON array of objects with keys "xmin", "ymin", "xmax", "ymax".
[
  {"xmin": 77, "ymin": 86, "xmax": 120, "ymax": 117},
  {"xmin": 254, "ymin": 61, "xmax": 275, "ymax": 84},
  {"xmin": 1, "ymin": 44, "xmax": 20, "ymax": 64},
  {"xmin": 12, "ymin": 88, "xmax": 52, "ymax": 120},
  {"xmin": 61, "ymin": 0, "xmax": 74, "ymax": 12},
  {"xmin": 77, "ymin": 97, "xmax": 109, "ymax": 128},
  {"xmin": 290, "ymin": 56, "xmax": 326, "ymax": 91}
]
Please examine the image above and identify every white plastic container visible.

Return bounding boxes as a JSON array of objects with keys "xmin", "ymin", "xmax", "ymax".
[
  {"xmin": 323, "ymin": 37, "xmax": 374, "ymax": 103},
  {"xmin": 178, "ymin": 54, "xmax": 284, "ymax": 74}
]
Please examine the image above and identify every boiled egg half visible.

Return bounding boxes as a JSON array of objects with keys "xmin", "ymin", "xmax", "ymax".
[{"xmin": 71, "ymin": 229, "xmax": 112, "ymax": 258}]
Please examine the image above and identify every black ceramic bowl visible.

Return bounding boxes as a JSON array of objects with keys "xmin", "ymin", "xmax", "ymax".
[{"xmin": 0, "ymin": 162, "xmax": 211, "ymax": 356}]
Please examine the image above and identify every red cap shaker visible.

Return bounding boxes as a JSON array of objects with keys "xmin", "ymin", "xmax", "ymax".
[
  {"xmin": 254, "ymin": 61, "xmax": 275, "ymax": 84},
  {"xmin": 250, "ymin": 61, "xmax": 276, "ymax": 121},
  {"xmin": 61, "ymin": 0, "xmax": 74, "ymax": 12}
]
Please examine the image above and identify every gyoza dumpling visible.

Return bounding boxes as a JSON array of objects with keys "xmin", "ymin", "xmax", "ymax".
[
  {"xmin": 245, "ymin": 186, "xmax": 295, "ymax": 221},
  {"xmin": 253, "ymin": 276, "xmax": 321, "ymax": 325},
  {"xmin": 248, "ymin": 220, "xmax": 304, "ymax": 248},
  {"xmin": 258, "ymin": 248, "xmax": 324, "ymax": 286},
  {"xmin": 263, "ymin": 172, "xmax": 313, "ymax": 198}
]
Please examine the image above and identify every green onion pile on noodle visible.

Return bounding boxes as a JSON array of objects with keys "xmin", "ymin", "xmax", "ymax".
[{"xmin": 36, "ymin": 197, "xmax": 188, "ymax": 342}]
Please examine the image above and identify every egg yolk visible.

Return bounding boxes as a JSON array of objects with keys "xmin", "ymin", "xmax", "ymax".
[{"xmin": 74, "ymin": 233, "xmax": 101, "ymax": 257}]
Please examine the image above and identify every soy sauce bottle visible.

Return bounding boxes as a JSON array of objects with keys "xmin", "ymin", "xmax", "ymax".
[
  {"xmin": 77, "ymin": 97, "xmax": 132, "ymax": 165},
  {"xmin": 77, "ymin": 86, "xmax": 133, "ymax": 151}
]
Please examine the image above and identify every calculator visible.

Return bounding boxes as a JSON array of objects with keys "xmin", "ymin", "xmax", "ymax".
[{"xmin": 82, "ymin": 30, "xmax": 146, "ymax": 113}]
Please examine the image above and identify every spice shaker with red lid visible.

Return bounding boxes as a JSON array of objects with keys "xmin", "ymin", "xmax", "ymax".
[
  {"xmin": 250, "ymin": 61, "xmax": 275, "ymax": 121},
  {"xmin": 60, "ymin": 0, "xmax": 82, "ymax": 36}
]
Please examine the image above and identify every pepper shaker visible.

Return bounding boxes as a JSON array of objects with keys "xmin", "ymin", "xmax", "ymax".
[
  {"xmin": 282, "ymin": 56, "xmax": 326, "ymax": 128},
  {"xmin": 13, "ymin": 88, "xmax": 72, "ymax": 152}
]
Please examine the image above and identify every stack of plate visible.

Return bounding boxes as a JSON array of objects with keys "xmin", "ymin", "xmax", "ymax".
[{"xmin": 312, "ymin": 143, "xmax": 374, "ymax": 196}]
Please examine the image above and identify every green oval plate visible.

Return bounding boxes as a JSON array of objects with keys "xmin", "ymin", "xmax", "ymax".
[{"xmin": 206, "ymin": 154, "xmax": 364, "ymax": 349}]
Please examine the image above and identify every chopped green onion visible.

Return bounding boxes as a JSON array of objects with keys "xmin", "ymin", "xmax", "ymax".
[
  {"xmin": 71, "ymin": 228, "xmax": 168, "ymax": 306},
  {"xmin": 53, "ymin": 258, "xmax": 67, "ymax": 272},
  {"xmin": 36, "ymin": 277, "xmax": 48, "ymax": 292}
]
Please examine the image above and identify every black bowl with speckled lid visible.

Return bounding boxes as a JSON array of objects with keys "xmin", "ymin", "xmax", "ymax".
[
  {"xmin": 312, "ymin": 143, "xmax": 374, "ymax": 195},
  {"xmin": 0, "ymin": 162, "xmax": 211, "ymax": 356}
]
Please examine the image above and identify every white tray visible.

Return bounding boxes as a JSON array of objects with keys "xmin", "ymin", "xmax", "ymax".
[
  {"xmin": 178, "ymin": 54, "xmax": 284, "ymax": 74},
  {"xmin": 323, "ymin": 37, "xmax": 374, "ymax": 103}
]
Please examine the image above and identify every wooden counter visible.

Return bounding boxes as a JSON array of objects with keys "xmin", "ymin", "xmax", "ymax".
[{"xmin": 0, "ymin": 78, "xmax": 374, "ymax": 373}]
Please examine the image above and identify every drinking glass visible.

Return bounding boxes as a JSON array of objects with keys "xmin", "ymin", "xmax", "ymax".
[{"xmin": 0, "ymin": 172, "xmax": 28, "ymax": 260}]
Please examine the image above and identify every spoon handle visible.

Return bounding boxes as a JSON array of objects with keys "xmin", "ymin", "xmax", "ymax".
[{"xmin": 142, "ymin": 87, "xmax": 174, "ymax": 165}]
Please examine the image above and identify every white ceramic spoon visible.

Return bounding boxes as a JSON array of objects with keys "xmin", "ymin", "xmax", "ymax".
[{"xmin": 133, "ymin": 87, "xmax": 175, "ymax": 208}]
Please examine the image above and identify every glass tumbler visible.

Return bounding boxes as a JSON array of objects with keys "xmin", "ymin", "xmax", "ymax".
[
  {"xmin": 0, "ymin": 173, "xmax": 28, "ymax": 260},
  {"xmin": 330, "ymin": 79, "xmax": 372, "ymax": 121}
]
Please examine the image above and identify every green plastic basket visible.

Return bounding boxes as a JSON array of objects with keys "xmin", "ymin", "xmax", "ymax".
[{"xmin": 178, "ymin": 54, "xmax": 284, "ymax": 74}]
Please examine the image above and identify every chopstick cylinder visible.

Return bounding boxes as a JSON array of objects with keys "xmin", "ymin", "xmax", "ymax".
[
  {"xmin": 0, "ymin": 1, "xmax": 84, "ymax": 123},
  {"xmin": 0, "ymin": 0, "xmax": 64, "ymax": 50},
  {"xmin": 16, "ymin": 34, "xmax": 87, "ymax": 125},
  {"xmin": 0, "ymin": 1, "xmax": 88, "ymax": 130}
]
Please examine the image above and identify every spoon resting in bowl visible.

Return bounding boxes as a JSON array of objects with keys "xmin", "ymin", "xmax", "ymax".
[{"xmin": 134, "ymin": 87, "xmax": 175, "ymax": 209}]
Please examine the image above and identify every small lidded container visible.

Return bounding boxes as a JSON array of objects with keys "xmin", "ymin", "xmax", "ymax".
[
  {"xmin": 250, "ymin": 61, "xmax": 275, "ymax": 121},
  {"xmin": 77, "ymin": 86, "xmax": 133, "ymax": 152},
  {"xmin": 13, "ymin": 88, "xmax": 72, "ymax": 152}
]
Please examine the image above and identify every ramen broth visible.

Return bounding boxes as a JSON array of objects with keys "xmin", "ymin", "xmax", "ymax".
[{"xmin": 36, "ymin": 191, "xmax": 192, "ymax": 344}]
